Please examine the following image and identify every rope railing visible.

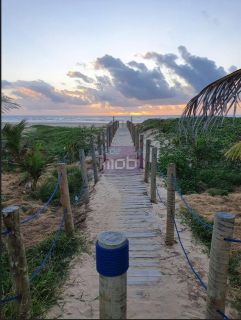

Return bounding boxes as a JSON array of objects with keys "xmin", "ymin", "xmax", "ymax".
[
  {"xmin": 0, "ymin": 208, "xmax": 66, "ymax": 305},
  {"xmin": 155, "ymin": 183, "xmax": 231, "ymax": 320},
  {"xmin": 1, "ymin": 174, "xmax": 61, "ymax": 236},
  {"xmin": 30, "ymin": 208, "xmax": 66, "ymax": 282}
]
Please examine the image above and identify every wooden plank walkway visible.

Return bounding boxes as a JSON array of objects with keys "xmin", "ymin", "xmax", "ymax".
[{"xmin": 104, "ymin": 126, "xmax": 162, "ymax": 285}]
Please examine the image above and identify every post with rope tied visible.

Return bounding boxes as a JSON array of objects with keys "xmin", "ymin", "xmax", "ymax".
[
  {"xmin": 57, "ymin": 163, "xmax": 74, "ymax": 236},
  {"xmin": 79, "ymin": 149, "xmax": 89, "ymax": 204},
  {"xmin": 150, "ymin": 146, "xmax": 157, "ymax": 203},
  {"xmin": 206, "ymin": 212, "xmax": 235, "ymax": 319},
  {"xmin": 96, "ymin": 231, "xmax": 129, "ymax": 319},
  {"xmin": 144, "ymin": 139, "xmax": 151, "ymax": 183},
  {"xmin": 165, "ymin": 163, "xmax": 176, "ymax": 246},
  {"xmin": 2, "ymin": 205, "xmax": 32, "ymax": 319}
]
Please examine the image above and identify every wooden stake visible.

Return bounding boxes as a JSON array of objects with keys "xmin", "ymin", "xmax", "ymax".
[
  {"xmin": 57, "ymin": 163, "xmax": 74, "ymax": 236},
  {"xmin": 140, "ymin": 134, "xmax": 144, "ymax": 169},
  {"xmin": 102, "ymin": 131, "xmax": 106, "ymax": 161},
  {"xmin": 150, "ymin": 147, "xmax": 157, "ymax": 203},
  {"xmin": 206, "ymin": 212, "xmax": 235, "ymax": 319},
  {"xmin": 91, "ymin": 138, "xmax": 99, "ymax": 184},
  {"xmin": 2, "ymin": 205, "xmax": 32, "ymax": 319},
  {"xmin": 79, "ymin": 149, "xmax": 89, "ymax": 204},
  {"xmin": 165, "ymin": 163, "xmax": 176, "ymax": 245},
  {"xmin": 144, "ymin": 139, "xmax": 151, "ymax": 183}
]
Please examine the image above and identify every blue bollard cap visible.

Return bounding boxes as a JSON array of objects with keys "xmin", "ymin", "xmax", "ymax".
[{"xmin": 96, "ymin": 231, "xmax": 129, "ymax": 277}]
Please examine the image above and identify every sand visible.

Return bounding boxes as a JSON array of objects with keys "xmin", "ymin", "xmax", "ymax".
[{"xmin": 46, "ymin": 126, "xmax": 238, "ymax": 319}]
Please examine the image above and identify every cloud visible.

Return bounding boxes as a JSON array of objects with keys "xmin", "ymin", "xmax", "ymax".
[
  {"xmin": 145, "ymin": 46, "xmax": 227, "ymax": 91},
  {"xmin": 3, "ymin": 46, "xmax": 236, "ymax": 115},
  {"xmin": 3, "ymin": 80, "xmax": 90, "ymax": 105},
  {"xmin": 67, "ymin": 71, "xmax": 94, "ymax": 83},
  {"xmin": 95, "ymin": 54, "xmax": 179, "ymax": 101}
]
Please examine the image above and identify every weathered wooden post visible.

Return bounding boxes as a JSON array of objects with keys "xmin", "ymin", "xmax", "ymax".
[
  {"xmin": 135, "ymin": 125, "xmax": 140, "ymax": 156},
  {"xmin": 150, "ymin": 147, "xmax": 157, "ymax": 203},
  {"xmin": 2, "ymin": 205, "xmax": 32, "ymax": 319},
  {"xmin": 144, "ymin": 139, "xmax": 151, "ymax": 183},
  {"xmin": 102, "ymin": 131, "xmax": 106, "ymax": 162},
  {"xmin": 139, "ymin": 134, "xmax": 144, "ymax": 169},
  {"xmin": 91, "ymin": 137, "xmax": 99, "ymax": 184},
  {"xmin": 165, "ymin": 163, "xmax": 176, "ymax": 245},
  {"xmin": 79, "ymin": 149, "xmax": 89, "ymax": 204},
  {"xmin": 57, "ymin": 163, "xmax": 74, "ymax": 235},
  {"xmin": 97, "ymin": 133, "xmax": 103, "ymax": 171},
  {"xmin": 96, "ymin": 231, "xmax": 129, "ymax": 319},
  {"xmin": 206, "ymin": 212, "xmax": 235, "ymax": 319}
]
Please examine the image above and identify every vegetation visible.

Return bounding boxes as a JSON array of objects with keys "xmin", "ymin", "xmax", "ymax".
[
  {"xmin": 2, "ymin": 120, "xmax": 27, "ymax": 162},
  {"xmin": 141, "ymin": 117, "xmax": 241, "ymax": 195},
  {"xmin": 1, "ymin": 231, "xmax": 86, "ymax": 319},
  {"xmin": 33, "ymin": 166, "xmax": 83, "ymax": 203},
  {"xmin": 25, "ymin": 125, "xmax": 102, "ymax": 164},
  {"xmin": 22, "ymin": 143, "xmax": 45, "ymax": 190}
]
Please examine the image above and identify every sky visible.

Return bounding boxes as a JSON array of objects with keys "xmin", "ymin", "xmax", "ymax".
[{"xmin": 2, "ymin": 0, "xmax": 241, "ymax": 116}]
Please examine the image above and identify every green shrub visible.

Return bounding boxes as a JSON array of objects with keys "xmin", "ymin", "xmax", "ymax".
[{"xmin": 33, "ymin": 167, "xmax": 82, "ymax": 203}]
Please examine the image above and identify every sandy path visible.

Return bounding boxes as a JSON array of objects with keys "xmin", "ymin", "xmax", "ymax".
[{"xmin": 47, "ymin": 126, "xmax": 237, "ymax": 319}]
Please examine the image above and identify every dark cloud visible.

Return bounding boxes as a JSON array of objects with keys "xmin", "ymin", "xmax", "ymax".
[
  {"xmin": 95, "ymin": 54, "xmax": 177, "ymax": 100},
  {"xmin": 229, "ymin": 65, "xmax": 238, "ymax": 73},
  {"xmin": 67, "ymin": 71, "xmax": 94, "ymax": 83},
  {"xmin": 145, "ymin": 46, "xmax": 227, "ymax": 91},
  {"xmin": 2, "ymin": 80, "xmax": 12, "ymax": 88}
]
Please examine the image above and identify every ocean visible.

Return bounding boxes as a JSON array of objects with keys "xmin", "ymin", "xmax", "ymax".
[{"xmin": 2, "ymin": 115, "xmax": 181, "ymax": 124}]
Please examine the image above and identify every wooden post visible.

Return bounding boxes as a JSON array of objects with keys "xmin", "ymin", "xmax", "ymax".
[
  {"xmin": 79, "ymin": 149, "xmax": 89, "ymax": 204},
  {"xmin": 57, "ymin": 163, "xmax": 74, "ymax": 236},
  {"xmin": 97, "ymin": 133, "xmax": 102, "ymax": 156},
  {"xmin": 135, "ymin": 126, "xmax": 140, "ymax": 156},
  {"xmin": 102, "ymin": 131, "xmax": 106, "ymax": 162},
  {"xmin": 91, "ymin": 138, "xmax": 99, "ymax": 184},
  {"xmin": 144, "ymin": 139, "xmax": 151, "ymax": 183},
  {"xmin": 150, "ymin": 147, "xmax": 157, "ymax": 203},
  {"xmin": 206, "ymin": 212, "xmax": 235, "ymax": 319},
  {"xmin": 165, "ymin": 163, "xmax": 176, "ymax": 246},
  {"xmin": 2, "ymin": 205, "xmax": 32, "ymax": 319},
  {"xmin": 97, "ymin": 231, "xmax": 128, "ymax": 319},
  {"xmin": 140, "ymin": 134, "xmax": 144, "ymax": 169}
]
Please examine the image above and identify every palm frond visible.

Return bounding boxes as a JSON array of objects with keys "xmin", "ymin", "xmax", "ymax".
[
  {"xmin": 179, "ymin": 69, "xmax": 241, "ymax": 137},
  {"xmin": 1, "ymin": 94, "xmax": 21, "ymax": 113},
  {"xmin": 225, "ymin": 141, "xmax": 241, "ymax": 161}
]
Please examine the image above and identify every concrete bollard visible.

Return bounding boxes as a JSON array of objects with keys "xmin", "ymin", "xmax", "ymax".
[
  {"xmin": 96, "ymin": 231, "xmax": 129, "ymax": 319},
  {"xmin": 79, "ymin": 149, "xmax": 89, "ymax": 204},
  {"xmin": 2, "ymin": 205, "xmax": 32, "ymax": 319},
  {"xmin": 165, "ymin": 163, "xmax": 176, "ymax": 245},
  {"xmin": 144, "ymin": 139, "xmax": 151, "ymax": 183},
  {"xmin": 206, "ymin": 212, "xmax": 235, "ymax": 319},
  {"xmin": 57, "ymin": 163, "xmax": 74, "ymax": 236},
  {"xmin": 150, "ymin": 147, "xmax": 157, "ymax": 203}
]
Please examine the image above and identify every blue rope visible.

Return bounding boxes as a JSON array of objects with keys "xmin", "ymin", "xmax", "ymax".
[
  {"xmin": 172, "ymin": 214, "xmax": 208, "ymax": 290},
  {"xmin": 0, "ymin": 295, "xmax": 19, "ymax": 305},
  {"xmin": 1, "ymin": 175, "xmax": 61, "ymax": 236},
  {"xmin": 30, "ymin": 208, "xmax": 66, "ymax": 282},
  {"xmin": 216, "ymin": 309, "xmax": 230, "ymax": 320},
  {"xmin": 172, "ymin": 176, "xmax": 213, "ymax": 231},
  {"xmin": 224, "ymin": 238, "xmax": 241, "ymax": 244}
]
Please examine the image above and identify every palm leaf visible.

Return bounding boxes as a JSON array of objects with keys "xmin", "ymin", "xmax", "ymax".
[
  {"xmin": 179, "ymin": 69, "xmax": 241, "ymax": 137},
  {"xmin": 225, "ymin": 141, "xmax": 241, "ymax": 161},
  {"xmin": 1, "ymin": 94, "xmax": 21, "ymax": 113}
]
